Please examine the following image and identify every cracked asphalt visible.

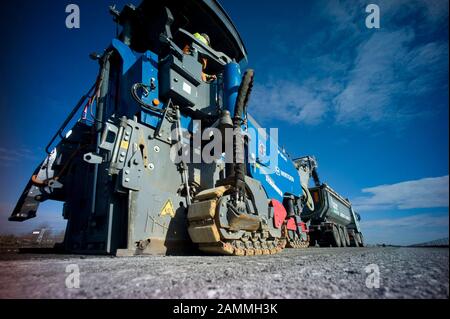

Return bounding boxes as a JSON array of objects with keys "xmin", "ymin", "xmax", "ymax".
[{"xmin": 0, "ymin": 247, "xmax": 448, "ymax": 299}]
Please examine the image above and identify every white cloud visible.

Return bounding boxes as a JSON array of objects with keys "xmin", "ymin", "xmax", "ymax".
[
  {"xmin": 334, "ymin": 29, "xmax": 412, "ymax": 123},
  {"xmin": 362, "ymin": 213, "xmax": 449, "ymax": 228},
  {"xmin": 251, "ymin": 0, "xmax": 448, "ymax": 128},
  {"xmin": 328, "ymin": 0, "xmax": 449, "ymax": 126},
  {"xmin": 0, "ymin": 147, "xmax": 39, "ymax": 166},
  {"xmin": 322, "ymin": 0, "xmax": 449, "ymax": 31},
  {"xmin": 250, "ymin": 80, "xmax": 329, "ymax": 125},
  {"xmin": 353, "ymin": 175, "xmax": 449, "ymax": 211},
  {"xmin": 334, "ymin": 27, "xmax": 448, "ymax": 124}
]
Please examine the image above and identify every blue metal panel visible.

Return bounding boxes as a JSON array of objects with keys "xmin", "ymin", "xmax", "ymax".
[
  {"xmin": 140, "ymin": 51, "xmax": 164, "ymax": 128},
  {"xmin": 112, "ymin": 39, "xmax": 163, "ymax": 128},
  {"xmin": 246, "ymin": 115, "xmax": 303, "ymax": 201},
  {"xmin": 112, "ymin": 39, "xmax": 138, "ymax": 75},
  {"xmin": 180, "ymin": 114, "xmax": 194, "ymax": 132}
]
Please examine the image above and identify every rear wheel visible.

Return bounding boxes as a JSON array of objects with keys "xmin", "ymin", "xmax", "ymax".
[
  {"xmin": 358, "ymin": 233, "xmax": 365, "ymax": 247},
  {"xmin": 338, "ymin": 227, "xmax": 347, "ymax": 247},
  {"xmin": 331, "ymin": 225, "xmax": 342, "ymax": 247},
  {"xmin": 348, "ymin": 230, "xmax": 358, "ymax": 247},
  {"xmin": 342, "ymin": 227, "xmax": 351, "ymax": 247},
  {"xmin": 353, "ymin": 233, "xmax": 361, "ymax": 247}
]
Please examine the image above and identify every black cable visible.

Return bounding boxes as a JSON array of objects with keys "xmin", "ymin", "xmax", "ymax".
[{"xmin": 131, "ymin": 83, "xmax": 165, "ymax": 114}]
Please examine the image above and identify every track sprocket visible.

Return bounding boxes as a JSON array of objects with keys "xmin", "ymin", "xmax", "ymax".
[{"xmin": 187, "ymin": 186, "xmax": 286, "ymax": 256}]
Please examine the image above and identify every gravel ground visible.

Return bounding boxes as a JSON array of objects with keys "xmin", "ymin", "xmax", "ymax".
[{"xmin": 0, "ymin": 247, "xmax": 448, "ymax": 299}]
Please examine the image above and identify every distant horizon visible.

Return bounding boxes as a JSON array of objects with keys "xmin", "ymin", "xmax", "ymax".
[{"xmin": 0, "ymin": 226, "xmax": 448, "ymax": 248}]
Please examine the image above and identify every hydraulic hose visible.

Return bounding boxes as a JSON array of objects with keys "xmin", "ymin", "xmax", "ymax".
[
  {"xmin": 91, "ymin": 51, "xmax": 112, "ymax": 216},
  {"xmin": 312, "ymin": 168, "xmax": 321, "ymax": 187},
  {"xmin": 232, "ymin": 69, "xmax": 254, "ymax": 195}
]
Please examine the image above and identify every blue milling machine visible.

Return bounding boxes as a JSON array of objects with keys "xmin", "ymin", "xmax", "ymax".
[{"xmin": 9, "ymin": 0, "xmax": 364, "ymax": 255}]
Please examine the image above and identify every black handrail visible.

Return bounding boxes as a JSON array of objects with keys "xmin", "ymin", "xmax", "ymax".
[{"xmin": 45, "ymin": 83, "xmax": 96, "ymax": 154}]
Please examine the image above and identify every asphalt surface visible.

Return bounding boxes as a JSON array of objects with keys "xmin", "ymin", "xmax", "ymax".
[{"xmin": 0, "ymin": 247, "xmax": 448, "ymax": 299}]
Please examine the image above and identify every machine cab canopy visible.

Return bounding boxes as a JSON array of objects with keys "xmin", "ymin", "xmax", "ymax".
[{"xmin": 114, "ymin": 0, "xmax": 248, "ymax": 63}]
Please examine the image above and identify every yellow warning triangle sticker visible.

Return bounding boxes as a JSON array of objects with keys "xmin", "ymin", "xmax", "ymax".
[{"xmin": 160, "ymin": 199, "xmax": 175, "ymax": 218}]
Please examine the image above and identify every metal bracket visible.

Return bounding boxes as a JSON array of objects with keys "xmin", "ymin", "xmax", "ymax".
[
  {"xmin": 99, "ymin": 122, "xmax": 119, "ymax": 152},
  {"xmin": 47, "ymin": 179, "xmax": 64, "ymax": 189},
  {"xmin": 83, "ymin": 153, "xmax": 103, "ymax": 164}
]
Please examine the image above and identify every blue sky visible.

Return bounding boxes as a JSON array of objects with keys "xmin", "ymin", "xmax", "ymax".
[{"xmin": 0, "ymin": 0, "xmax": 448, "ymax": 245}]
